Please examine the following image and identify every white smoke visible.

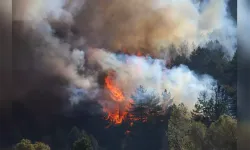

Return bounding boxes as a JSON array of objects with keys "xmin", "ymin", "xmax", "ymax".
[
  {"xmin": 88, "ymin": 49, "xmax": 215, "ymax": 109},
  {"xmin": 13, "ymin": 0, "xmax": 72, "ymax": 23},
  {"xmin": 12, "ymin": 0, "xmax": 98, "ymax": 98},
  {"xmin": 11, "ymin": 0, "xmax": 235, "ymax": 110}
]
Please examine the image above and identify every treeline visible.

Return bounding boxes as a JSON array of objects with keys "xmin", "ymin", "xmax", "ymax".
[
  {"xmin": 12, "ymin": 89, "xmax": 237, "ymax": 150},
  {"xmin": 168, "ymin": 104, "xmax": 236, "ymax": 150},
  {"xmin": 168, "ymin": 46, "xmax": 237, "ymax": 150},
  {"xmin": 173, "ymin": 46, "xmax": 237, "ymax": 117},
  {"xmin": 12, "ymin": 86, "xmax": 171, "ymax": 150},
  {"xmin": 13, "ymin": 128, "xmax": 97, "ymax": 150},
  {"xmin": 3, "ymin": 47, "xmax": 237, "ymax": 150}
]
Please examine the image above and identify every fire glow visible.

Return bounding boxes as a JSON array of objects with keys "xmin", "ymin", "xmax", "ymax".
[
  {"xmin": 102, "ymin": 53, "xmax": 150, "ymax": 126},
  {"xmin": 104, "ymin": 70, "xmax": 134, "ymax": 125}
]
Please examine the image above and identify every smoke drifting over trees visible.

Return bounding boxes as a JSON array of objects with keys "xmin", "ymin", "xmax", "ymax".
[
  {"xmin": 6, "ymin": 0, "xmax": 236, "ymax": 106},
  {"xmin": 0, "ymin": 0, "xmax": 237, "ymax": 149},
  {"xmin": 75, "ymin": 0, "xmax": 236, "ymax": 57}
]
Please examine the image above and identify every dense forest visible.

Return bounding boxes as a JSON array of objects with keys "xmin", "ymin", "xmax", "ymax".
[
  {"xmin": 0, "ymin": 0, "xmax": 237, "ymax": 150},
  {"xmin": 0, "ymin": 47, "xmax": 237, "ymax": 150}
]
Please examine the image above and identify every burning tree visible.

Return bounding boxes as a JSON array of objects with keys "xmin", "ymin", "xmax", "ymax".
[
  {"xmin": 121, "ymin": 86, "xmax": 172, "ymax": 150},
  {"xmin": 103, "ymin": 70, "xmax": 135, "ymax": 126},
  {"xmin": 103, "ymin": 70, "xmax": 172, "ymax": 127},
  {"xmin": 101, "ymin": 68, "xmax": 173, "ymax": 150}
]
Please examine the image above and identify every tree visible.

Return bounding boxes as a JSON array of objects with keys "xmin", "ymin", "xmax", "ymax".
[
  {"xmin": 15, "ymin": 139, "xmax": 50, "ymax": 150},
  {"xmin": 129, "ymin": 86, "xmax": 172, "ymax": 123},
  {"xmin": 206, "ymin": 115, "xmax": 237, "ymax": 150},
  {"xmin": 15, "ymin": 139, "xmax": 35, "ymax": 150},
  {"xmin": 33, "ymin": 142, "xmax": 51, "ymax": 150},
  {"xmin": 192, "ymin": 84, "xmax": 230, "ymax": 125},
  {"xmin": 168, "ymin": 104, "xmax": 237, "ymax": 150},
  {"xmin": 122, "ymin": 86, "xmax": 171, "ymax": 150},
  {"xmin": 72, "ymin": 133, "xmax": 93, "ymax": 150},
  {"xmin": 186, "ymin": 46, "xmax": 229, "ymax": 83},
  {"xmin": 68, "ymin": 126, "xmax": 83, "ymax": 147},
  {"xmin": 89, "ymin": 135, "xmax": 100, "ymax": 150},
  {"xmin": 212, "ymin": 85, "xmax": 230, "ymax": 119},
  {"xmin": 224, "ymin": 50, "xmax": 237, "ymax": 117},
  {"xmin": 189, "ymin": 121, "xmax": 206, "ymax": 150},
  {"xmin": 168, "ymin": 103, "xmax": 193, "ymax": 150}
]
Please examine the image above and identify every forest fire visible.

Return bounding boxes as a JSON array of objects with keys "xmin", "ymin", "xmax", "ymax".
[
  {"xmin": 104, "ymin": 71, "xmax": 134, "ymax": 125},
  {"xmin": 105, "ymin": 71, "xmax": 125, "ymax": 103},
  {"xmin": 121, "ymin": 48, "xmax": 143, "ymax": 57},
  {"xmin": 103, "ymin": 54, "xmax": 150, "ymax": 126}
]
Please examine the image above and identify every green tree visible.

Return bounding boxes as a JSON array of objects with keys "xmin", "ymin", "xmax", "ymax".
[
  {"xmin": 168, "ymin": 103, "xmax": 193, "ymax": 150},
  {"xmin": 188, "ymin": 46, "xmax": 229, "ymax": 82},
  {"xmin": 174, "ymin": 47, "xmax": 237, "ymax": 119},
  {"xmin": 192, "ymin": 84, "xmax": 230, "ymax": 125},
  {"xmin": 68, "ymin": 126, "xmax": 83, "ymax": 147},
  {"xmin": 33, "ymin": 142, "xmax": 50, "ymax": 150},
  {"xmin": 189, "ymin": 121, "xmax": 207, "ymax": 150},
  {"xmin": 89, "ymin": 135, "xmax": 100, "ymax": 150},
  {"xmin": 129, "ymin": 86, "xmax": 172, "ymax": 123},
  {"xmin": 206, "ymin": 115, "xmax": 237, "ymax": 150},
  {"xmin": 224, "ymin": 50, "xmax": 237, "ymax": 117},
  {"xmin": 168, "ymin": 103, "xmax": 237, "ymax": 150},
  {"xmin": 122, "ymin": 86, "xmax": 171, "ymax": 150},
  {"xmin": 15, "ymin": 139, "xmax": 50, "ymax": 150},
  {"xmin": 72, "ymin": 133, "xmax": 93, "ymax": 150},
  {"xmin": 15, "ymin": 139, "xmax": 35, "ymax": 150}
]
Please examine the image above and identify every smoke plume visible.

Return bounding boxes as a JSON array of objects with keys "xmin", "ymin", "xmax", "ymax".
[
  {"xmin": 10, "ymin": 0, "xmax": 97, "ymax": 102},
  {"xmin": 88, "ymin": 49, "xmax": 215, "ymax": 108},
  {"xmin": 2, "ymin": 0, "xmax": 236, "ymax": 112},
  {"xmin": 75, "ymin": 0, "xmax": 236, "ymax": 57}
]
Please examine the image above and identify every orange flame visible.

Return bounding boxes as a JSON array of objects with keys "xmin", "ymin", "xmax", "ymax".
[
  {"xmin": 104, "ymin": 71, "xmax": 134, "ymax": 125},
  {"xmin": 103, "ymin": 70, "xmax": 152, "ymax": 136},
  {"xmin": 119, "ymin": 48, "xmax": 143, "ymax": 57},
  {"xmin": 103, "ymin": 70, "xmax": 149, "ymax": 127},
  {"xmin": 105, "ymin": 71, "xmax": 125, "ymax": 103},
  {"xmin": 136, "ymin": 51, "xmax": 142, "ymax": 57}
]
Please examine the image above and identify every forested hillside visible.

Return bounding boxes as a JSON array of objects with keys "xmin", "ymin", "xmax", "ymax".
[
  {"xmin": 0, "ymin": 0, "xmax": 237, "ymax": 150},
  {"xmin": 1, "ymin": 48, "xmax": 237, "ymax": 150}
]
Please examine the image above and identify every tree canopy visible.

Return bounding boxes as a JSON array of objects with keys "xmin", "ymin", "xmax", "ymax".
[{"xmin": 15, "ymin": 139, "xmax": 50, "ymax": 150}]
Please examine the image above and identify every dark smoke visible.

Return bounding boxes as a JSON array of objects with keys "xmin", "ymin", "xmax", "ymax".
[
  {"xmin": 0, "ymin": 0, "xmax": 237, "ymax": 114},
  {"xmin": 74, "ymin": 0, "xmax": 236, "ymax": 57}
]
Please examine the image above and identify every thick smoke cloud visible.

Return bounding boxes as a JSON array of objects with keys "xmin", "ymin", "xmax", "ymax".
[
  {"xmin": 75, "ymin": 0, "xmax": 236, "ymax": 57},
  {"xmin": 88, "ymin": 49, "xmax": 215, "ymax": 108},
  {"xmin": 9, "ymin": 0, "xmax": 97, "ymax": 102},
  {"xmin": 2, "ymin": 0, "xmax": 236, "ymax": 111}
]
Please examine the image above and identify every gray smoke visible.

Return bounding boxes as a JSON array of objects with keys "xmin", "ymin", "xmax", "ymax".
[
  {"xmin": 88, "ymin": 49, "xmax": 215, "ymax": 109},
  {"xmin": 74, "ymin": 0, "xmax": 236, "ymax": 57},
  {"xmin": 2, "ymin": 0, "xmax": 236, "ymax": 111},
  {"xmin": 10, "ymin": 0, "xmax": 97, "ymax": 101}
]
